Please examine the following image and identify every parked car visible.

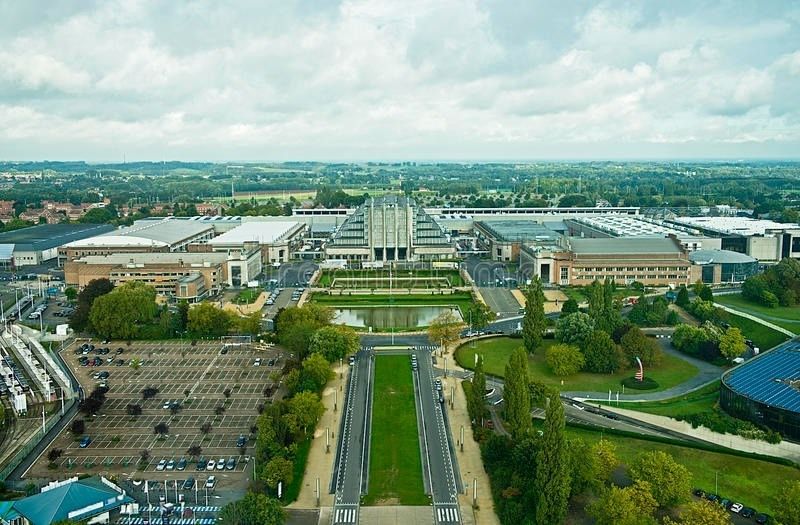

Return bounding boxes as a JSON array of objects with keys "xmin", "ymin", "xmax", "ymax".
[
  {"xmin": 236, "ymin": 435, "xmax": 246, "ymax": 448},
  {"xmin": 730, "ymin": 503, "xmax": 743, "ymax": 513},
  {"xmin": 79, "ymin": 436, "xmax": 92, "ymax": 448},
  {"xmin": 166, "ymin": 459, "xmax": 175, "ymax": 471},
  {"xmin": 226, "ymin": 457, "xmax": 236, "ymax": 470},
  {"xmin": 156, "ymin": 459, "xmax": 167, "ymax": 471},
  {"xmin": 205, "ymin": 476, "xmax": 216, "ymax": 489},
  {"xmin": 740, "ymin": 508, "xmax": 756, "ymax": 518},
  {"xmin": 754, "ymin": 514, "xmax": 770, "ymax": 524},
  {"xmin": 216, "ymin": 458, "xmax": 225, "ymax": 470},
  {"xmin": 196, "ymin": 457, "xmax": 206, "ymax": 471},
  {"xmin": 206, "ymin": 459, "xmax": 216, "ymax": 470},
  {"xmin": 177, "ymin": 458, "xmax": 187, "ymax": 471},
  {"xmin": 182, "ymin": 477, "xmax": 195, "ymax": 490}
]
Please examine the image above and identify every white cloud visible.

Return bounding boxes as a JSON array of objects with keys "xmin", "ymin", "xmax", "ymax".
[{"xmin": 0, "ymin": 0, "xmax": 797, "ymax": 160}]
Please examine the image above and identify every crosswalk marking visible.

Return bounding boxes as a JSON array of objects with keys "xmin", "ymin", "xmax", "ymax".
[{"xmin": 333, "ymin": 505, "xmax": 358, "ymax": 524}]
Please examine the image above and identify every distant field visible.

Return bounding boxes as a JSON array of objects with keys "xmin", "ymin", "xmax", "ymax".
[
  {"xmin": 455, "ymin": 336, "xmax": 698, "ymax": 394},
  {"xmin": 716, "ymin": 293, "xmax": 800, "ymax": 333},
  {"xmin": 560, "ymin": 424, "xmax": 800, "ymax": 515},
  {"xmin": 364, "ymin": 356, "xmax": 427, "ymax": 506}
]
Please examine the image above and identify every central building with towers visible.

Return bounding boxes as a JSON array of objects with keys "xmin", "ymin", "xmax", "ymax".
[{"xmin": 325, "ymin": 195, "xmax": 454, "ymax": 264}]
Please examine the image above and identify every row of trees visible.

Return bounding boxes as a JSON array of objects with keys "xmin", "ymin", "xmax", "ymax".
[
  {"xmin": 742, "ymin": 257, "xmax": 800, "ymax": 307},
  {"xmin": 69, "ymin": 278, "xmax": 261, "ymax": 340},
  {"xmin": 672, "ymin": 323, "xmax": 747, "ymax": 361}
]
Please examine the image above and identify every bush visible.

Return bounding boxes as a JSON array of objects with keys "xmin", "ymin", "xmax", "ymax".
[
  {"xmin": 621, "ymin": 377, "xmax": 659, "ymax": 390},
  {"xmin": 678, "ymin": 410, "xmax": 781, "ymax": 443}
]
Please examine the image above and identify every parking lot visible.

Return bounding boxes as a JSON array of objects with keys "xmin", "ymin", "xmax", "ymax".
[{"xmin": 32, "ymin": 338, "xmax": 285, "ymax": 494}]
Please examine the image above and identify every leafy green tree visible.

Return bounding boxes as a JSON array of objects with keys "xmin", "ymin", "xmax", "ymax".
[
  {"xmin": 262, "ymin": 456, "xmax": 294, "ymax": 490},
  {"xmin": 545, "ymin": 343, "xmax": 584, "ymax": 376},
  {"xmin": 620, "ymin": 326, "xmax": 662, "ymax": 367},
  {"xmin": 555, "ymin": 312, "xmax": 595, "ymax": 344},
  {"xmin": 675, "ymin": 285, "xmax": 690, "ymax": 307},
  {"xmin": 299, "ymin": 353, "xmax": 333, "ymax": 393},
  {"xmin": 276, "ymin": 304, "xmax": 333, "ymax": 358},
  {"xmin": 79, "ymin": 207, "xmax": 116, "ymax": 224},
  {"xmin": 533, "ymin": 393, "xmax": 571, "ymax": 524},
  {"xmin": 583, "ymin": 330, "xmax": 623, "ymax": 373},
  {"xmin": 718, "ymin": 326, "xmax": 747, "ymax": 360},
  {"xmin": 237, "ymin": 311, "xmax": 262, "ymax": 335},
  {"xmin": 64, "ymin": 287, "xmax": 78, "ymax": 302},
  {"xmin": 309, "ymin": 325, "xmax": 359, "ymax": 362},
  {"xmin": 774, "ymin": 479, "xmax": 800, "ymax": 525},
  {"xmin": 503, "ymin": 347, "xmax": 531, "ymax": 439},
  {"xmin": 629, "ymin": 450, "xmax": 691, "ymax": 508},
  {"xmin": 283, "ymin": 391, "xmax": 324, "ymax": 438},
  {"xmin": 88, "ymin": 281, "xmax": 157, "ymax": 339},
  {"xmin": 663, "ymin": 499, "xmax": 733, "ymax": 525},
  {"xmin": 465, "ymin": 301, "xmax": 493, "ymax": 330},
  {"xmin": 560, "ymin": 298, "xmax": 579, "ymax": 314},
  {"xmin": 590, "ymin": 438, "xmax": 619, "ymax": 487},
  {"xmin": 219, "ymin": 492, "xmax": 285, "ymax": 525},
  {"xmin": 522, "ymin": 277, "xmax": 547, "ymax": 353},
  {"xmin": 694, "ymin": 280, "xmax": 714, "ymax": 302},
  {"xmin": 587, "ymin": 481, "xmax": 658, "ymax": 525},
  {"xmin": 187, "ymin": 302, "xmax": 234, "ymax": 337},
  {"xmin": 427, "ymin": 309, "xmax": 464, "ymax": 348},
  {"xmin": 176, "ymin": 300, "xmax": 190, "ymax": 332},
  {"xmin": 468, "ymin": 356, "xmax": 487, "ymax": 425},
  {"xmin": 69, "ymin": 278, "xmax": 114, "ymax": 331}
]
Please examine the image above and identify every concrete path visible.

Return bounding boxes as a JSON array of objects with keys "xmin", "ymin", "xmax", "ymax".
[{"xmin": 715, "ymin": 303, "xmax": 797, "ymax": 337}]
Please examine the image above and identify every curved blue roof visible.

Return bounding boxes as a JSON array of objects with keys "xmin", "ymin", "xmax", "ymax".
[{"xmin": 723, "ymin": 340, "xmax": 800, "ymax": 413}]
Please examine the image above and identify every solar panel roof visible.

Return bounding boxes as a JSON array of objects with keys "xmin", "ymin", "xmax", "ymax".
[{"xmin": 724, "ymin": 341, "xmax": 800, "ymax": 412}]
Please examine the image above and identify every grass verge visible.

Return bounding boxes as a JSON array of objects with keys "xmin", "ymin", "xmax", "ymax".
[
  {"xmin": 364, "ymin": 355, "xmax": 427, "ymax": 506},
  {"xmin": 725, "ymin": 313, "xmax": 790, "ymax": 350},
  {"xmin": 319, "ymin": 269, "xmax": 464, "ymax": 287},
  {"xmin": 716, "ymin": 293, "xmax": 800, "ymax": 332},
  {"xmin": 310, "ymin": 291, "xmax": 475, "ymax": 315},
  {"xmin": 283, "ymin": 438, "xmax": 312, "ymax": 504},
  {"xmin": 455, "ymin": 336, "xmax": 699, "ymax": 393},
  {"xmin": 597, "ymin": 381, "xmax": 720, "ymax": 416},
  {"xmin": 557, "ymin": 422, "xmax": 800, "ymax": 515}
]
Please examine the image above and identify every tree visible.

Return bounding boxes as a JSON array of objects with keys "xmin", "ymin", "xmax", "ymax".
[
  {"xmin": 545, "ymin": 343, "xmax": 584, "ymax": 376},
  {"xmin": 588, "ymin": 481, "xmax": 658, "ymax": 525},
  {"xmin": 676, "ymin": 285, "xmax": 690, "ymax": 307},
  {"xmin": 154, "ymin": 422, "xmax": 170, "ymax": 436},
  {"xmin": 774, "ymin": 480, "xmax": 800, "ymax": 525},
  {"xmin": 89, "ymin": 281, "xmax": 157, "ymax": 339},
  {"xmin": 629, "ymin": 450, "xmax": 691, "ymax": 507},
  {"xmin": 69, "ymin": 278, "xmax": 114, "ymax": 331},
  {"xmin": 663, "ymin": 499, "xmax": 733, "ymax": 525},
  {"xmin": 620, "ymin": 326, "xmax": 662, "ymax": 367},
  {"xmin": 308, "ymin": 325, "xmax": 359, "ymax": 362},
  {"xmin": 176, "ymin": 300, "xmax": 190, "ymax": 332},
  {"xmin": 522, "ymin": 277, "xmax": 547, "ymax": 353},
  {"xmin": 276, "ymin": 304, "xmax": 333, "ymax": 358},
  {"xmin": 219, "ymin": 492, "xmax": 285, "ymax": 525},
  {"xmin": 126, "ymin": 403, "xmax": 142, "ymax": 417},
  {"xmin": 427, "ymin": 309, "xmax": 464, "ymax": 348},
  {"xmin": 187, "ymin": 302, "xmax": 234, "ymax": 337},
  {"xmin": 70, "ymin": 419, "xmax": 85, "ymax": 434},
  {"xmin": 237, "ymin": 311, "xmax": 262, "ymax": 336},
  {"xmin": 299, "ymin": 352, "xmax": 334, "ymax": 393},
  {"xmin": 503, "ymin": 347, "xmax": 531, "ymax": 439},
  {"xmin": 187, "ymin": 445, "xmax": 202, "ymax": 458},
  {"xmin": 139, "ymin": 449, "xmax": 151, "ymax": 464},
  {"xmin": 283, "ymin": 391, "xmax": 324, "ymax": 438},
  {"xmin": 718, "ymin": 327, "xmax": 747, "ymax": 360},
  {"xmin": 694, "ymin": 280, "xmax": 714, "ymax": 302},
  {"xmin": 468, "ymin": 356, "xmax": 487, "ymax": 425},
  {"xmin": 64, "ymin": 287, "xmax": 78, "ymax": 302},
  {"xmin": 200, "ymin": 422, "xmax": 212, "ymax": 434},
  {"xmin": 141, "ymin": 387, "xmax": 159, "ymax": 399},
  {"xmin": 583, "ymin": 330, "xmax": 623, "ymax": 373},
  {"xmin": 590, "ymin": 438, "xmax": 619, "ymax": 487},
  {"xmin": 534, "ymin": 393, "xmax": 571, "ymax": 524},
  {"xmin": 48, "ymin": 448, "xmax": 64, "ymax": 462},
  {"xmin": 465, "ymin": 301, "xmax": 493, "ymax": 331},
  {"xmin": 561, "ymin": 298, "xmax": 579, "ymax": 314},
  {"xmin": 262, "ymin": 456, "xmax": 294, "ymax": 489},
  {"xmin": 555, "ymin": 312, "xmax": 595, "ymax": 344},
  {"xmin": 79, "ymin": 207, "xmax": 115, "ymax": 224}
]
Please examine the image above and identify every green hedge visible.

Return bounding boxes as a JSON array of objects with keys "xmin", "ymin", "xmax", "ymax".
[{"xmin": 621, "ymin": 377, "xmax": 659, "ymax": 390}]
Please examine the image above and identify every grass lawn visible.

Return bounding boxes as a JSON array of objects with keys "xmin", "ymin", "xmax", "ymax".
[
  {"xmin": 558, "ymin": 424, "xmax": 800, "ymax": 515},
  {"xmin": 455, "ymin": 337, "xmax": 699, "ymax": 394},
  {"xmin": 310, "ymin": 291, "xmax": 475, "ymax": 315},
  {"xmin": 726, "ymin": 313, "xmax": 790, "ymax": 350},
  {"xmin": 598, "ymin": 381, "xmax": 721, "ymax": 417},
  {"xmin": 234, "ymin": 288, "xmax": 261, "ymax": 304},
  {"xmin": 319, "ymin": 269, "xmax": 464, "ymax": 287},
  {"xmin": 364, "ymin": 356, "xmax": 427, "ymax": 506},
  {"xmin": 716, "ymin": 293, "xmax": 800, "ymax": 333}
]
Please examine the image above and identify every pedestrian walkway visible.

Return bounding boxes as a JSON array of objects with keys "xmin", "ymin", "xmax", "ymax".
[{"xmin": 715, "ymin": 303, "xmax": 796, "ymax": 337}]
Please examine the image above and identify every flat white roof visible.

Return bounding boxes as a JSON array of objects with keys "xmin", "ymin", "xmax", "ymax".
[
  {"xmin": 208, "ymin": 221, "xmax": 301, "ymax": 245},
  {"xmin": 672, "ymin": 217, "xmax": 800, "ymax": 236},
  {"xmin": 63, "ymin": 235, "xmax": 169, "ymax": 248},
  {"xmin": 573, "ymin": 216, "xmax": 702, "ymax": 237},
  {"xmin": 76, "ymin": 252, "xmax": 229, "ymax": 265}
]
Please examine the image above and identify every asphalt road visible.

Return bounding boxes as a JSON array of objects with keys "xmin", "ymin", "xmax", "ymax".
[
  {"xmin": 414, "ymin": 348, "xmax": 462, "ymax": 525},
  {"xmin": 331, "ymin": 347, "xmax": 374, "ymax": 525}
]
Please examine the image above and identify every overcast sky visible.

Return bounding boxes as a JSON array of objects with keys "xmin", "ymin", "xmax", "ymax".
[{"xmin": 1, "ymin": 0, "xmax": 799, "ymax": 161}]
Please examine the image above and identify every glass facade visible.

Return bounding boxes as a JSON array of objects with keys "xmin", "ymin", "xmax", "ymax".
[{"xmin": 720, "ymin": 382, "xmax": 800, "ymax": 441}]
